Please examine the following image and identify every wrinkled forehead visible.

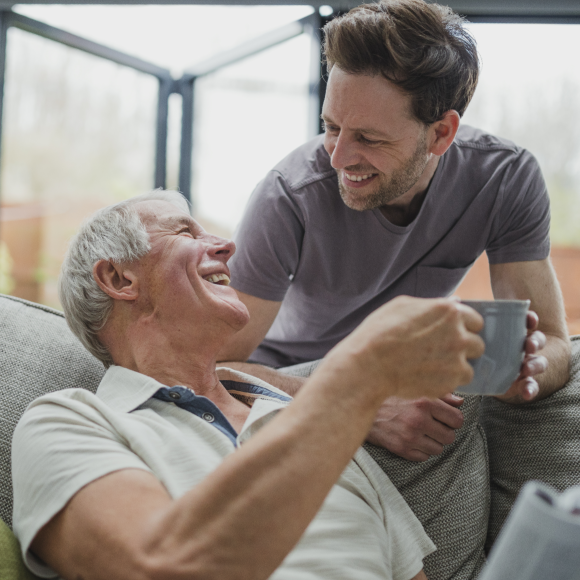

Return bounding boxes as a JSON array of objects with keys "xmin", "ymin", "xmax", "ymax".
[{"xmin": 134, "ymin": 199, "xmax": 197, "ymax": 232}]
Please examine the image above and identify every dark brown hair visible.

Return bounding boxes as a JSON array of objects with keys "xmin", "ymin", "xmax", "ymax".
[{"xmin": 323, "ymin": 0, "xmax": 479, "ymax": 125}]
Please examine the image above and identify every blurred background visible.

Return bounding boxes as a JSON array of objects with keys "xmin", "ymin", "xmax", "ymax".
[{"xmin": 0, "ymin": 3, "xmax": 579, "ymax": 332}]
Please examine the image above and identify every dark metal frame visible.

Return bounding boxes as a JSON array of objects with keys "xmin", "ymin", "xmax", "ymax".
[{"xmin": 177, "ymin": 12, "xmax": 322, "ymax": 200}]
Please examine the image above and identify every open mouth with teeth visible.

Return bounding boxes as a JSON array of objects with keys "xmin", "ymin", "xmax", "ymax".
[
  {"xmin": 345, "ymin": 172, "xmax": 376, "ymax": 182},
  {"xmin": 203, "ymin": 273, "xmax": 231, "ymax": 286}
]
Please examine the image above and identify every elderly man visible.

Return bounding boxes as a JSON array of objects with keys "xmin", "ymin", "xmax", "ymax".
[
  {"xmin": 219, "ymin": 0, "xmax": 570, "ymax": 459},
  {"xmin": 11, "ymin": 190, "xmax": 486, "ymax": 580}
]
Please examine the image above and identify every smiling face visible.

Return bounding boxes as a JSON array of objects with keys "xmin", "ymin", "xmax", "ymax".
[
  {"xmin": 134, "ymin": 200, "xmax": 250, "ymax": 336},
  {"xmin": 322, "ymin": 67, "xmax": 433, "ymax": 212}
]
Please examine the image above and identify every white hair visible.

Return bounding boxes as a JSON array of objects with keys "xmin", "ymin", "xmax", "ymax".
[{"xmin": 58, "ymin": 189, "xmax": 190, "ymax": 366}]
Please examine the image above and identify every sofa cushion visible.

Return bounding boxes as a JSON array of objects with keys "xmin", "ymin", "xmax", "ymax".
[
  {"xmin": 480, "ymin": 334, "xmax": 580, "ymax": 551},
  {"xmin": 0, "ymin": 518, "xmax": 40, "ymax": 579},
  {"xmin": 281, "ymin": 360, "xmax": 489, "ymax": 580},
  {"xmin": 0, "ymin": 295, "xmax": 105, "ymax": 528}
]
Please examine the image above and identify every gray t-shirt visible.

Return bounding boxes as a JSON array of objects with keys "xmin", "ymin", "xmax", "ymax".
[{"xmin": 229, "ymin": 125, "xmax": 550, "ymax": 367}]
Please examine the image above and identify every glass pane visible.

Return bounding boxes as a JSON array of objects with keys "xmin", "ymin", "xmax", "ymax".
[
  {"xmin": 0, "ymin": 27, "xmax": 157, "ymax": 308},
  {"xmin": 192, "ymin": 32, "xmax": 313, "ymax": 235},
  {"xmin": 456, "ymin": 23, "xmax": 580, "ymax": 333},
  {"xmin": 13, "ymin": 5, "xmax": 314, "ymax": 73}
]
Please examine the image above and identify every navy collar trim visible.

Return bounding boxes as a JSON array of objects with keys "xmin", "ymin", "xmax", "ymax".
[{"xmin": 150, "ymin": 380, "xmax": 290, "ymax": 447}]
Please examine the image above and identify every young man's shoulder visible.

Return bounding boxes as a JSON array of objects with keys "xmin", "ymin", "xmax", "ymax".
[
  {"xmin": 453, "ymin": 124, "xmax": 523, "ymax": 155},
  {"xmin": 447, "ymin": 124, "xmax": 540, "ymax": 182},
  {"xmin": 270, "ymin": 135, "xmax": 336, "ymax": 193}
]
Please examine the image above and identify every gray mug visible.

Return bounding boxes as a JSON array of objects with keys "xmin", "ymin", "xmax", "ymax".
[{"xmin": 457, "ymin": 299, "xmax": 530, "ymax": 396}]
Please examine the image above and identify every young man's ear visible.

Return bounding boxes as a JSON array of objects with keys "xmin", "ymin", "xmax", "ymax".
[
  {"xmin": 428, "ymin": 110, "xmax": 460, "ymax": 157},
  {"xmin": 93, "ymin": 260, "xmax": 139, "ymax": 301}
]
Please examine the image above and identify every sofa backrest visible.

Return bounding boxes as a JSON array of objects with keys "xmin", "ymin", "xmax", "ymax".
[{"xmin": 0, "ymin": 295, "xmax": 105, "ymax": 528}]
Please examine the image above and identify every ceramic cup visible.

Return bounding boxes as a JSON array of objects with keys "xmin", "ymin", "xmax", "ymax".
[{"xmin": 457, "ymin": 299, "xmax": 530, "ymax": 396}]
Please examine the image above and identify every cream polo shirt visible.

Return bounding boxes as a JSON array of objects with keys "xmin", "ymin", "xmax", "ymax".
[{"xmin": 12, "ymin": 365, "xmax": 435, "ymax": 579}]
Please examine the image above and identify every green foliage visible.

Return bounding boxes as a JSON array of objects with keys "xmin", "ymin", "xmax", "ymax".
[{"xmin": 0, "ymin": 241, "xmax": 15, "ymax": 295}]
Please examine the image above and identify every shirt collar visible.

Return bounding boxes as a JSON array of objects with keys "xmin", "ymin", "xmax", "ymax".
[
  {"xmin": 96, "ymin": 365, "xmax": 292, "ymax": 414},
  {"xmin": 96, "ymin": 365, "xmax": 167, "ymax": 412}
]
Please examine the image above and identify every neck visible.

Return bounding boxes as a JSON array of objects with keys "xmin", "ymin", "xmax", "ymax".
[
  {"xmin": 380, "ymin": 155, "xmax": 440, "ymax": 227},
  {"xmin": 102, "ymin": 307, "xmax": 240, "ymax": 400}
]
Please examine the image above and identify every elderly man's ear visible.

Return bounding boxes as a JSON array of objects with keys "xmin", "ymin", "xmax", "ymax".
[{"xmin": 93, "ymin": 260, "xmax": 139, "ymax": 301}]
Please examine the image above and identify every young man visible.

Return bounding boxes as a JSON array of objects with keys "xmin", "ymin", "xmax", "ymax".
[{"xmin": 220, "ymin": 0, "xmax": 569, "ymax": 458}]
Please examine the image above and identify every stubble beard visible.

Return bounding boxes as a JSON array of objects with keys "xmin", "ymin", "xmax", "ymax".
[{"xmin": 337, "ymin": 133, "xmax": 430, "ymax": 212}]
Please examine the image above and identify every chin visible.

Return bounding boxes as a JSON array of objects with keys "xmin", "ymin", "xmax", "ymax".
[
  {"xmin": 339, "ymin": 190, "xmax": 378, "ymax": 212},
  {"xmin": 226, "ymin": 300, "xmax": 251, "ymax": 331},
  {"xmin": 339, "ymin": 182, "xmax": 402, "ymax": 212}
]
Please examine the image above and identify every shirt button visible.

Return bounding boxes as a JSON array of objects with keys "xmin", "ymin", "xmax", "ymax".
[
  {"xmin": 168, "ymin": 391, "xmax": 181, "ymax": 400},
  {"xmin": 202, "ymin": 412, "xmax": 215, "ymax": 423}
]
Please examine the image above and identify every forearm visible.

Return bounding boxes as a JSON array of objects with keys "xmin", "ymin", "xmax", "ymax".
[
  {"xmin": 522, "ymin": 334, "xmax": 570, "ymax": 401},
  {"xmin": 42, "ymin": 358, "xmax": 380, "ymax": 580},
  {"xmin": 219, "ymin": 361, "xmax": 306, "ymax": 396}
]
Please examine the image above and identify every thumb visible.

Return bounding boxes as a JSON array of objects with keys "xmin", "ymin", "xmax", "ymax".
[{"xmin": 440, "ymin": 393, "xmax": 464, "ymax": 407}]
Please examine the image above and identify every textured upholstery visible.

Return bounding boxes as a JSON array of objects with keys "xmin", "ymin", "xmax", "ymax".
[
  {"xmin": 364, "ymin": 395, "xmax": 488, "ymax": 580},
  {"xmin": 0, "ymin": 295, "xmax": 105, "ymax": 528},
  {"xmin": 480, "ymin": 335, "xmax": 580, "ymax": 551},
  {"xmin": 282, "ymin": 361, "xmax": 488, "ymax": 580}
]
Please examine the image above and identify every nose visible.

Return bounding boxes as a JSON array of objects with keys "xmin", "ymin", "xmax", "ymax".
[
  {"xmin": 204, "ymin": 234, "xmax": 236, "ymax": 262},
  {"xmin": 326, "ymin": 131, "xmax": 361, "ymax": 170}
]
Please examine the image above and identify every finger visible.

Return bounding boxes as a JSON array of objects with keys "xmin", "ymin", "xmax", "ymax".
[
  {"xmin": 514, "ymin": 377, "xmax": 540, "ymax": 401},
  {"xmin": 413, "ymin": 436, "xmax": 445, "ymax": 458},
  {"xmin": 519, "ymin": 354, "xmax": 548, "ymax": 377},
  {"xmin": 526, "ymin": 310, "xmax": 539, "ymax": 331},
  {"xmin": 405, "ymin": 449, "xmax": 432, "ymax": 463},
  {"xmin": 457, "ymin": 303, "xmax": 484, "ymax": 333},
  {"xmin": 424, "ymin": 420, "xmax": 457, "ymax": 446},
  {"xmin": 440, "ymin": 393, "xmax": 464, "ymax": 408},
  {"xmin": 464, "ymin": 334, "xmax": 485, "ymax": 361},
  {"xmin": 430, "ymin": 400, "xmax": 464, "ymax": 430},
  {"xmin": 524, "ymin": 330, "xmax": 546, "ymax": 354}
]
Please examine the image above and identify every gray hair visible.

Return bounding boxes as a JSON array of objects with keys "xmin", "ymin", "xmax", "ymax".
[{"xmin": 58, "ymin": 189, "xmax": 190, "ymax": 367}]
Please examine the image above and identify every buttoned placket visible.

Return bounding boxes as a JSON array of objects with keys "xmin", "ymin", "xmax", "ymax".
[{"xmin": 153, "ymin": 386, "xmax": 238, "ymax": 445}]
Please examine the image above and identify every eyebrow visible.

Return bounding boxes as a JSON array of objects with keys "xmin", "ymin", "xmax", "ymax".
[
  {"xmin": 320, "ymin": 114, "xmax": 391, "ymax": 140},
  {"xmin": 162, "ymin": 215, "xmax": 196, "ymax": 230}
]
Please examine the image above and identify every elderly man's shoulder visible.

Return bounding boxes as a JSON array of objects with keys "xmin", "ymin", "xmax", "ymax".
[
  {"xmin": 12, "ymin": 387, "xmax": 113, "ymax": 450},
  {"xmin": 16, "ymin": 388, "xmax": 101, "ymax": 422}
]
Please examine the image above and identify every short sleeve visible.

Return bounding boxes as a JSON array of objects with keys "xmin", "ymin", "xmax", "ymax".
[
  {"xmin": 11, "ymin": 392, "xmax": 152, "ymax": 578},
  {"xmin": 229, "ymin": 171, "xmax": 305, "ymax": 302},
  {"xmin": 486, "ymin": 150, "xmax": 551, "ymax": 264}
]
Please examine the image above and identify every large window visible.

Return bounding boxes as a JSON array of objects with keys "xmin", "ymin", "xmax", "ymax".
[
  {"xmin": 0, "ymin": 4, "xmax": 314, "ymax": 307},
  {"xmin": 456, "ymin": 23, "xmax": 580, "ymax": 333},
  {"xmin": 0, "ymin": 25, "xmax": 157, "ymax": 306}
]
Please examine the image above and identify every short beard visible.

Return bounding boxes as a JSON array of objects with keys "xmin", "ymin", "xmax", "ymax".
[{"xmin": 337, "ymin": 132, "xmax": 430, "ymax": 212}]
